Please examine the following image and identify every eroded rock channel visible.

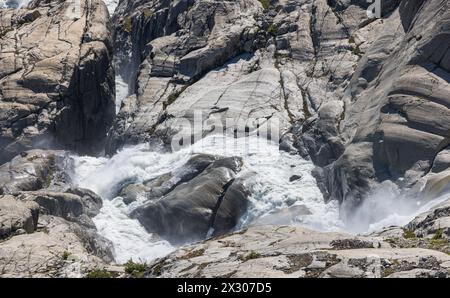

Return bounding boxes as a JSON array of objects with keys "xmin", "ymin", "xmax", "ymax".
[{"xmin": 0, "ymin": 0, "xmax": 449, "ymax": 278}]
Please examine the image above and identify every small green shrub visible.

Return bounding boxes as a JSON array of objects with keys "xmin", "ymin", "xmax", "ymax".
[
  {"xmin": 257, "ymin": 0, "xmax": 270, "ymax": 11},
  {"xmin": 242, "ymin": 251, "xmax": 262, "ymax": 261},
  {"xmin": 62, "ymin": 251, "xmax": 71, "ymax": 261},
  {"xmin": 267, "ymin": 24, "xmax": 278, "ymax": 36},
  {"xmin": 143, "ymin": 8, "xmax": 153, "ymax": 18},
  {"xmin": 85, "ymin": 269, "xmax": 114, "ymax": 278},
  {"xmin": 351, "ymin": 45, "xmax": 363, "ymax": 56},
  {"xmin": 124, "ymin": 260, "xmax": 147, "ymax": 278},
  {"xmin": 433, "ymin": 229, "xmax": 444, "ymax": 240},
  {"xmin": 403, "ymin": 229, "xmax": 416, "ymax": 239},
  {"xmin": 123, "ymin": 18, "xmax": 132, "ymax": 33},
  {"xmin": 163, "ymin": 85, "xmax": 188, "ymax": 109}
]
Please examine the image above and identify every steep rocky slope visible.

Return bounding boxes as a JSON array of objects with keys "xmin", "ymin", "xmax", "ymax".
[
  {"xmin": 0, "ymin": 0, "xmax": 118, "ymax": 277},
  {"xmin": 0, "ymin": 0, "xmax": 115, "ymax": 164},
  {"xmin": 105, "ymin": 0, "xmax": 366, "ymax": 153},
  {"xmin": 322, "ymin": 0, "xmax": 450, "ymax": 208},
  {"xmin": 1, "ymin": 0, "xmax": 450, "ymax": 278}
]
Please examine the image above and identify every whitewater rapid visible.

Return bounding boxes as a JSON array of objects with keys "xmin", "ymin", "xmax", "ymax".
[
  {"xmin": 70, "ymin": 135, "xmax": 343, "ymax": 263},
  {"xmin": 70, "ymin": 134, "xmax": 450, "ymax": 264}
]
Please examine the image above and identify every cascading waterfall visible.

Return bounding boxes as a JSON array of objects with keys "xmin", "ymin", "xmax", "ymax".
[
  {"xmin": 70, "ymin": 135, "xmax": 343, "ymax": 263},
  {"xmin": 65, "ymin": 0, "xmax": 449, "ymax": 265},
  {"xmin": 0, "ymin": 0, "xmax": 30, "ymax": 9},
  {"xmin": 70, "ymin": 134, "xmax": 450, "ymax": 263}
]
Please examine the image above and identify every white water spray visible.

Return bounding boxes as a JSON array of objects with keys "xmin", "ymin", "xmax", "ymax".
[
  {"xmin": 0, "ymin": 0, "xmax": 30, "ymax": 9},
  {"xmin": 71, "ymin": 135, "xmax": 342, "ymax": 263}
]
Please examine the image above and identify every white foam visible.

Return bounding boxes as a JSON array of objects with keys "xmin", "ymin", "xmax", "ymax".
[
  {"xmin": 345, "ymin": 183, "xmax": 450, "ymax": 234},
  {"xmin": 0, "ymin": 0, "xmax": 30, "ymax": 9},
  {"xmin": 71, "ymin": 135, "xmax": 340, "ymax": 263},
  {"xmin": 70, "ymin": 134, "xmax": 450, "ymax": 263},
  {"xmin": 115, "ymin": 75, "xmax": 128, "ymax": 114},
  {"xmin": 93, "ymin": 198, "xmax": 174, "ymax": 264},
  {"xmin": 103, "ymin": 0, "xmax": 119, "ymax": 15}
]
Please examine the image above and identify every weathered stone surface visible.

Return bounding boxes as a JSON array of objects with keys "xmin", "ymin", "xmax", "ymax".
[
  {"xmin": 131, "ymin": 155, "xmax": 248, "ymax": 244},
  {"xmin": 0, "ymin": 0, "xmax": 115, "ymax": 164},
  {"xmin": 407, "ymin": 198, "xmax": 450, "ymax": 238},
  {"xmin": 313, "ymin": 0, "xmax": 450, "ymax": 206},
  {"xmin": 0, "ymin": 149, "xmax": 114, "ymax": 277},
  {"xmin": 0, "ymin": 149, "xmax": 66, "ymax": 193},
  {"xmin": 106, "ymin": 0, "xmax": 366, "ymax": 154},
  {"xmin": 0, "ymin": 215, "xmax": 112, "ymax": 277},
  {"xmin": 0, "ymin": 195, "xmax": 39, "ymax": 239},
  {"xmin": 145, "ymin": 225, "xmax": 450, "ymax": 278}
]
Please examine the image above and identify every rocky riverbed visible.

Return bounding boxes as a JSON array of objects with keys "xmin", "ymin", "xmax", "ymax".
[{"xmin": 0, "ymin": 0, "xmax": 449, "ymax": 278}]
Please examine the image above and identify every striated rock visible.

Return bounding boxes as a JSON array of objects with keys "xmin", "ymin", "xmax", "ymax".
[
  {"xmin": 0, "ymin": 0, "xmax": 115, "ymax": 164},
  {"xmin": 131, "ymin": 155, "xmax": 249, "ymax": 244},
  {"xmin": 0, "ymin": 149, "xmax": 66, "ymax": 193},
  {"xmin": 407, "ymin": 198, "xmax": 450, "ymax": 239},
  {"xmin": 0, "ymin": 195, "xmax": 39, "ymax": 239},
  {"xmin": 108, "ymin": 0, "xmax": 362, "ymax": 153},
  {"xmin": 145, "ymin": 224, "xmax": 450, "ymax": 278},
  {"xmin": 312, "ymin": 0, "xmax": 450, "ymax": 206},
  {"xmin": 0, "ymin": 149, "xmax": 114, "ymax": 277},
  {"xmin": 0, "ymin": 215, "xmax": 112, "ymax": 278},
  {"xmin": 15, "ymin": 190, "xmax": 102, "ymax": 228}
]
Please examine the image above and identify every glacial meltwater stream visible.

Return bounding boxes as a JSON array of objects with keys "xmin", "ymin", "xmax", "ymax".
[
  {"xmin": 9, "ymin": 0, "xmax": 442, "ymax": 265},
  {"xmin": 70, "ymin": 135, "xmax": 342, "ymax": 263},
  {"xmin": 69, "ymin": 134, "xmax": 450, "ymax": 264}
]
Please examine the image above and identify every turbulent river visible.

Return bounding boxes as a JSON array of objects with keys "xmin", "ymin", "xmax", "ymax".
[
  {"xmin": 5, "ymin": 0, "xmax": 447, "ymax": 265},
  {"xmin": 69, "ymin": 135, "xmax": 341, "ymax": 263},
  {"xmin": 69, "ymin": 134, "xmax": 450, "ymax": 264}
]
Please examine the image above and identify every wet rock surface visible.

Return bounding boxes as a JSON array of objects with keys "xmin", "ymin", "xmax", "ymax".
[{"xmin": 131, "ymin": 154, "xmax": 249, "ymax": 244}]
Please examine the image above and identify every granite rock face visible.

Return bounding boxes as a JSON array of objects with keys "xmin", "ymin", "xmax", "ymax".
[
  {"xmin": 146, "ymin": 196, "xmax": 450, "ymax": 278},
  {"xmin": 106, "ymin": 0, "xmax": 366, "ymax": 154},
  {"xmin": 0, "ymin": 0, "xmax": 115, "ymax": 164},
  {"xmin": 0, "ymin": 149, "xmax": 114, "ymax": 277},
  {"xmin": 317, "ymin": 0, "xmax": 450, "ymax": 206}
]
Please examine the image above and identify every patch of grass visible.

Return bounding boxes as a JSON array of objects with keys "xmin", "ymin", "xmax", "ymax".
[
  {"xmin": 122, "ymin": 17, "xmax": 132, "ymax": 33},
  {"xmin": 403, "ymin": 228, "xmax": 417, "ymax": 239},
  {"xmin": 143, "ymin": 8, "xmax": 153, "ymax": 18},
  {"xmin": 62, "ymin": 251, "xmax": 71, "ymax": 261},
  {"xmin": 257, "ymin": 0, "xmax": 270, "ymax": 11},
  {"xmin": 351, "ymin": 44, "xmax": 363, "ymax": 56},
  {"xmin": 163, "ymin": 85, "xmax": 188, "ymax": 110},
  {"xmin": 267, "ymin": 23, "xmax": 278, "ymax": 36},
  {"xmin": 181, "ymin": 248, "xmax": 206, "ymax": 260},
  {"xmin": 124, "ymin": 259, "xmax": 147, "ymax": 278},
  {"xmin": 348, "ymin": 36, "xmax": 355, "ymax": 44},
  {"xmin": 241, "ymin": 251, "xmax": 262, "ymax": 261},
  {"xmin": 433, "ymin": 229, "xmax": 444, "ymax": 240},
  {"xmin": 85, "ymin": 269, "xmax": 114, "ymax": 278}
]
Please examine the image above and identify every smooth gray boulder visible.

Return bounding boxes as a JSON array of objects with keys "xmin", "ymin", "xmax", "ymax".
[{"xmin": 131, "ymin": 155, "xmax": 249, "ymax": 244}]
